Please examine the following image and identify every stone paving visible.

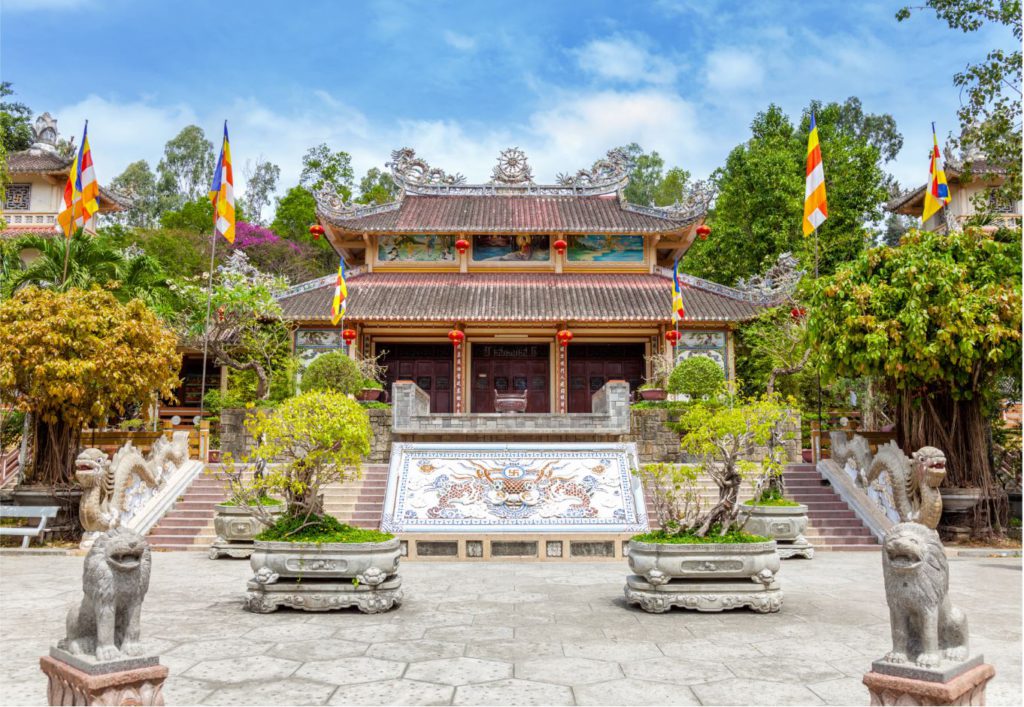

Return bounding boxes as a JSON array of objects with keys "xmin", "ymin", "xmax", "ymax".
[{"xmin": 0, "ymin": 551, "xmax": 1019, "ymax": 706}]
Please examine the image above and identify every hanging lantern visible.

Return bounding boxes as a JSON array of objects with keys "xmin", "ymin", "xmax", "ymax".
[
  {"xmin": 696, "ymin": 223, "xmax": 711, "ymax": 241},
  {"xmin": 790, "ymin": 307, "xmax": 807, "ymax": 320},
  {"xmin": 455, "ymin": 238, "xmax": 470, "ymax": 255},
  {"xmin": 342, "ymin": 329, "xmax": 358, "ymax": 345},
  {"xmin": 553, "ymin": 238, "xmax": 568, "ymax": 255},
  {"xmin": 309, "ymin": 224, "xmax": 325, "ymax": 240},
  {"xmin": 448, "ymin": 329, "xmax": 465, "ymax": 346},
  {"xmin": 556, "ymin": 329, "xmax": 574, "ymax": 347},
  {"xmin": 665, "ymin": 330, "xmax": 681, "ymax": 347}
]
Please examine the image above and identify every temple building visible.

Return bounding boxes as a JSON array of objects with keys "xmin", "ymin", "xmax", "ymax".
[{"xmin": 278, "ymin": 148, "xmax": 770, "ymax": 414}]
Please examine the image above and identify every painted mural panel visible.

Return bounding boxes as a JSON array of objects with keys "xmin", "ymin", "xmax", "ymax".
[
  {"xmin": 567, "ymin": 234, "xmax": 644, "ymax": 263},
  {"xmin": 675, "ymin": 330, "xmax": 729, "ymax": 376},
  {"xmin": 295, "ymin": 328, "xmax": 343, "ymax": 365},
  {"xmin": 377, "ymin": 234, "xmax": 455, "ymax": 262},
  {"xmin": 472, "ymin": 234, "xmax": 550, "ymax": 262}
]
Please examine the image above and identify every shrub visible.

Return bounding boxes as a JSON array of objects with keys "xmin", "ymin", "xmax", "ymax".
[
  {"xmin": 668, "ymin": 356, "xmax": 725, "ymax": 398},
  {"xmin": 300, "ymin": 351, "xmax": 364, "ymax": 396}
]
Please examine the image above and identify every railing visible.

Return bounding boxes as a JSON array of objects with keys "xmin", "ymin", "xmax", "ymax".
[
  {"xmin": 1, "ymin": 211, "xmax": 58, "ymax": 227},
  {"xmin": 809, "ymin": 418, "xmax": 897, "ymax": 463},
  {"xmin": 1, "ymin": 448, "xmax": 20, "ymax": 489},
  {"xmin": 81, "ymin": 421, "xmax": 210, "ymax": 463}
]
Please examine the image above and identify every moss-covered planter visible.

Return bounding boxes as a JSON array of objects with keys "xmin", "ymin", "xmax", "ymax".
[
  {"xmin": 738, "ymin": 503, "xmax": 814, "ymax": 559},
  {"xmin": 624, "ymin": 537, "xmax": 782, "ymax": 613},
  {"xmin": 245, "ymin": 537, "xmax": 403, "ymax": 614},
  {"xmin": 208, "ymin": 503, "xmax": 284, "ymax": 559}
]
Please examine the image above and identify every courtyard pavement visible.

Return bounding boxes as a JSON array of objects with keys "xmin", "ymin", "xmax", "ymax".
[{"xmin": 0, "ymin": 551, "xmax": 1019, "ymax": 706}]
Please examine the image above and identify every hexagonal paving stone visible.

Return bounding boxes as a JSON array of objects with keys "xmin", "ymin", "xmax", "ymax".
[
  {"xmin": 453, "ymin": 678, "xmax": 574, "ymax": 706},
  {"xmin": 160, "ymin": 677, "xmax": 215, "ymax": 706},
  {"xmin": 182, "ymin": 655, "xmax": 300, "ymax": 684},
  {"xmin": 327, "ymin": 679, "xmax": 454, "ymax": 706},
  {"xmin": 206, "ymin": 678, "xmax": 336, "ymax": 706},
  {"xmin": 465, "ymin": 640, "xmax": 564, "ymax": 662},
  {"xmin": 295, "ymin": 656, "xmax": 406, "ymax": 686},
  {"xmin": 808, "ymin": 677, "xmax": 872, "ymax": 705},
  {"xmin": 573, "ymin": 678, "xmax": 701, "ymax": 706},
  {"xmin": 621, "ymin": 657, "xmax": 733, "ymax": 685},
  {"xmin": 563, "ymin": 640, "xmax": 663, "ymax": 663},
  {"xmin": 426, "ymin": 624, "xmax": 514, "ymax": 643},
  {"xmin": 727, "ymin": 657, "xmax": 844, "ymax": 684},
  {"xmin": 244, "ymin": 622, "xmax": 337, "ymax": 643},
  {"xmin": 752, "ymin": 638, "xmax": 864, "ymax": 663},
  {"xmin": 516, "ymin": 657, "xmax": 623, "ymax": 686},
  {"xmin": 269, "ymin": 639, "xmax": 369, "ymax": 662},
  {"xmin": 366, "ymin": 639, "xmax": 464, "ymax": 662},
  {"xmin": 163, "ymin": 638, "xmax": 274, "ymax": 662},
  {"xmin": 405, "ymin": 657, "xmax": 512, "ymax": 686},
  {"xmin": 658, "ymin": 638, "xmax": 764, "ymax": 662},
  {"xmin": 333, "ymin": 623, "xmax": 428, "ymax": 643},
  {"xmin": 691, "ymin": 678, "xmax": 826, "ymax": 706}
]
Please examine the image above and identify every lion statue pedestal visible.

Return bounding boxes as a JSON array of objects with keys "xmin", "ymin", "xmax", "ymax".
[
  {"xmin": 862, "ymin": 522, "xmax": 995, "ymax": 705},
  {"xmin": 39, "ymin": 528, "xmax": 168, "ymax": 706}
]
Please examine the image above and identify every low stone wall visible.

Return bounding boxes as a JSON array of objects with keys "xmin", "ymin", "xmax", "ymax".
[{"xmin": 366, "ymin": 409, "xmax": 391, "ymax": 464}]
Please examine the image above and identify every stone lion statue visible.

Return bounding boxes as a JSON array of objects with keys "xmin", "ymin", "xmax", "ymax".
[
  {"xmin": 59, "ymin": 527, "xmax": 152, "ymax": 661},
  {"xmin": 882, "ymin": 522, "xmax": 968, "ymax": 668}
]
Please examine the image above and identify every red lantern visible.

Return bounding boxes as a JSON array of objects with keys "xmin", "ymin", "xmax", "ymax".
[
  {"xmin": 455, "ymin": 238, "xmax": 470, "ymax": 255},
  {"xmin": 553, "ymin": 238, "xmax": 568, "ymax": 255},
  {"xmin": 556, "ymin": 329, "xmax": 574, "ymax": 346},
  {"xmin": 665, "ymin": 330, "xmax": 681, "ymax": 347},
  {"xmin": 696, "ymin": 223, "xmax": 711, "ymax": 241},
  {"xmin": 448, "ymin": 329, "xmax": 465, "ymax": 346},
  {"xmin": 342, "ymin": 329, "xmax": 357, "ymax": 345},
  {"xmin": 309, "ymin": 224, "xmax": 325, "ymax": 240},
  {"xmin": 790, "ymin": 307, "xmax": 806, "ymax": 320}
]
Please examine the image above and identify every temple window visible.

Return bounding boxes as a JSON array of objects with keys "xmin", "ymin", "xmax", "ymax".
[{"xmin": 3, "ymin": 184, "xmax": 31, "ymax": 211}]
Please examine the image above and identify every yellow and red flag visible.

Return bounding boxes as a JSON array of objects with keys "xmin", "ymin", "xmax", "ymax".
[
  {"xmin": 331, "ymin": 258, "xmax": 348, "ymax": 326},
  {"xmin": 802, "ymin": 113, "xmax": 828, "ymax": 236},
  {"xmin": 57, "ymin": 122, "xmax": 100, "ymax": 237},
  {"xmin": 671, "ymin": 255, "xmax": 685, "ymax": 323},
  {"xmin": 922, "ymin": 122, "xmax": 951, "ymax": 223},
  {"xmin": 208, "ymin": 122, "xmax": 236, "ymax": 243}
]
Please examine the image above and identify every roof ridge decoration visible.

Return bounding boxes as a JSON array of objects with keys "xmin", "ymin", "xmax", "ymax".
[
  {"xmin": 621, "ymin": 178, "xmax": 717, "ymax": 224},
  {"xmin": 490, "ymin": 147, "xmax": 534, "ymax": 185},
  {"xmin": 556, "ymin": 148, "xmax": 631, "ymax": 191},
  {"xmin": 657, "ymin": 266, "xmax": 771, "ymax": 305}
]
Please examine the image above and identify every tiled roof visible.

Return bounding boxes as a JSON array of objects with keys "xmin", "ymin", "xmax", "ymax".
[
  {"xmin": 277, "ymin": 272, "xmax": 764, "ymax": 323},
  {"xmin": 6, "ymin": 149, "xmax": 73, "ymax": 174},
  {"xmin": 321, "ymin": 194, "xmax": 696, "ymax": 234},
  {"xmin": 0, "ymin": 225, "xmax": 58, "ymax": 239}
]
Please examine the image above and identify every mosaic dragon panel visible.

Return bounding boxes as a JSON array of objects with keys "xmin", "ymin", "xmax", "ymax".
[{"xmin": 381, "ymin": 443, "xmax": 648, "ymax": 533}]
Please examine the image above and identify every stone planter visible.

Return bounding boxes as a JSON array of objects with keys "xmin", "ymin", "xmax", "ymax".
[
  {"xmin": 624, "ymin": 538, "xmax": 782, "ymax": 613},
  {"xmin": 245, "ymin": 537, "xmax": 402, "ymax": 614},
  {"xmin": 208, "ymin": 503, "xmax": 284, "ymax": 559},
  {"xmin": 739, "ymin": 503, "xmax": 814, "ymax": 559},
  {"xmin": 939, "ymin": 487, "xmax": 984, "ymax": 513},
  {"xmin": 638, "ymin": 388, "xmax": 667, "ymax": 401},
  {"xmin": 357, "ymin": 388, "xmax": 383, "ymax": 402}
]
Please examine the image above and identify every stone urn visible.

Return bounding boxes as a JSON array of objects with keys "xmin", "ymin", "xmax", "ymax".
[
  {"xmin": 738, "ymin": 503, "xmax": 814, "ymax": 559},
  {"xmin": 357, "ymin": 388, "xmax": 383, "ymax": 402},
  {"xmin": 624, "ymin": 537, "xmax": 782, "ymax": 613},
  {"xmin": 245, "ymin": 537, "xmax": 402, "ymax": 614},
  {"xmin": 208, "ymin": 503, "xmax": 284, "ymax": 559},
  {"xmin": 638, "ymin": 388, "xmax": 667, "ymax": 401}
]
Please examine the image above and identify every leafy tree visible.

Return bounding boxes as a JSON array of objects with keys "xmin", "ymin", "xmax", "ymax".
[
  {"xmin": 685, "ymin": 99, "xmax": 900, "ymax": 285},
  {"xmin": 157, "ymin": 125, "xmax": 214, "ymax": 206},
  {"xmin": 271, "ymin": 186, "xmax": 319, "ymax": 242},
  {"xmin": 880, "ymin": 212, "xmax": 914, "ymax": 247},
  {"xmin": 231, "ymin": 221, "xmax": 328, "ymax": 283},
  {"xmin": 653, "ymin": 167, "xmax": 691, "ymax": 207},
  {"xmin": 242, "ymin": 158, "xmax": 281, "ymax": 225},
  {"xmin": 109, "ymin": 160, "xmax": 159, "ymax": 227},
  {"xmin": 0, "ymin": 82, "xmax": 32, "ymax": 153},
  {"xmin": 300, "ymin": 144, "xmax": 353, "ymax": 200},
  {"xmin": 159, "ymin": 196, "xmax": 215, "ymax": 232},
  {"xmin": 356, "ymin": 167, "xmax": 399, "ymax": 205},
  {"xmin": 299, "ymin": 351, "xmax": 365, "ymax": 395},
  {"xmin": 807, "ymin": 228, "xmax": 1022, "ymax": 531},
  {"xmin": 614, "ymin": 143, "xmax": 691, "ymax": 207},
  {"xmin": 667, "ymin": 356, "xmax": 725, "ymax": 398},
  {"xmin": 99, "ymin": 224, "xmax": 213, "ymax": 280},
  {"xmin": 0, "ymin": 287, "xmax": 179, "ymax": 486},
  {"xmin": 897, "ymin": 0, "xmax": 1022, "ymax": 202}
]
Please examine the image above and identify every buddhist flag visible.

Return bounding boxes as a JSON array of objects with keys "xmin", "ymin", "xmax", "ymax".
[
  {"xmin": 331, "ymin": 258, "xmax": 348, "ymax": 326},
  {"xmin": 57, "ymin": 122, "xmax": 100, "ymax": 237},
  {"xmin": 672, "ymin": 255, "xmax": 685, "ymax": 322},
  {"xmin": 802, "ymin": 113, "xmax": 828, "ymax": 236},
  {"xmin": 922, "ymin": 122, "xmax": 951, "ymax": 223},
  {"xmin": 208, "ymin": 122, "xmax": 235, "ymax": 243}
]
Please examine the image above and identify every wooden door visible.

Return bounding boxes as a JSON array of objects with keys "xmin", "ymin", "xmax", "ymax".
[
  {"xmin": 567, "ymin": 343, "xmax": 645, "ymax": 413},
  {"xmin": 378, "ymin": 344, "xmax": 453, "ymax": 413},
  {"xmin": 471, "ymin": 344, "xmax": 549, "ymax": 413}
]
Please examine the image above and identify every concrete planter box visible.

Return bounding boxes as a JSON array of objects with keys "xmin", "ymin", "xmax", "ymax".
[
  {"xmin": 739, "ymin": 503, "xmax": 814, "ymax": 559},
  {"xmin": 208, "ymin": 503, "xmax": 284, "ymax": 559},
  {"xmin": 624, "ymin": 538, "xmax": 782, "ymax": 613},
  {"xmin": 245, "ymin": 537, "xmax": 402, "ymax": 614}
]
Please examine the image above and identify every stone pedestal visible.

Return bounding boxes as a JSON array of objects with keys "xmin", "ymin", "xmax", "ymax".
[
  {"xmin": 863, "ymin": 661, "xmax": 995, "ymax": 706},
  {"xmin": 777, "ymin": 536, "xmax": 815, "ymax": 559},
  {"xmin": 623, "ymin": 575, "xmax": 783, "ymax": 614},
  {"xmin": 40, "ymin": 654, "xmax": 168, "ymax": 706},
  {"xmin": 245, "ymin": 576, "xmax": 403, "ymax": 614}
]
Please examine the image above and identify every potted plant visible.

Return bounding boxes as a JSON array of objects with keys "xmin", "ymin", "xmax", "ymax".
[
  {"xmin": 626, "ymin": 394, "xmax": 794, "ymax": 614},
  {"xmin": 638, "ymin": 354, "xmax": 673, "ymax": 401},
  {"xmin": 738, "ymin": 433, "xmax": 812, "ymax": 559},
  {"xmin": 357, "ymin": 378, "xmax": 384, "ymax": 402},
  {"xmin": 209, "ymin": 459, "xmax": 286, "ymax": 559},
  {"xmin": 235, "ymin": 390, "xmax": 402, "ymax": 614}
]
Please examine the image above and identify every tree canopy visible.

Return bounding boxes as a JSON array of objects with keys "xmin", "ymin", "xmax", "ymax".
[
  {"xmin": 300, "ymin": 144, "xmax": 354, "ymax": 200},
  {"xmin": 0, "ymin": 82, "xmax": 33, "ymax": 153},
  {"xmin": 157, "ymin": 125, "xmax": 215, "ymax": 206}
]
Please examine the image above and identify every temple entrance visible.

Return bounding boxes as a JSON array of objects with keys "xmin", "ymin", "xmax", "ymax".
[
  {"xmin": 567, "ymin": 343, "xmax": 645, "ymax": 413},
  {"xmin": 378, "ymin": 343, "xmax": 453, "ymax": 413},
  {"xmin": 471, "ymin": 343, "xmax": 550, "ymax": 413}
]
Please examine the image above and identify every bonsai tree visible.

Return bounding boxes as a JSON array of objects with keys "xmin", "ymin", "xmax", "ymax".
[
  {"xmin": 668, "ymin": 355, "xmax": 726, "ymax": 399},
  {"xmin": 0, "ymin": 286, "xmax": 180, "ymax": 485},
  {"xmin": 299, "ymin": 351, "xmax": 364, "ymax": 396},
  {"xmin": 807, "ymin": 228, "xmax": 1022, "ymax": 532},
  {"xmin": 640, "ymin": 353, "xmax": 673, "ymax": 391}
]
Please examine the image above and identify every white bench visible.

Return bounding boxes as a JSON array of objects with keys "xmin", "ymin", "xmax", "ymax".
[{"xmin": 0, "ymin": 506, "xmax": 59, "ymax": 548}]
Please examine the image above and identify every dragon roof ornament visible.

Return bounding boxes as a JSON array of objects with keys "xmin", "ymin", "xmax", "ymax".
[
  {"xmin": 556, "ymin": 148, "xmax": 631, "ymax": 190},
  {"xmin": 621, "ymin": 178, "xmax": 717, "ymax": 223},
  {"xmin": 388, "ymin": 147, "xmax": 466, "ymax": 192},
  {"xmin": 314, "ymin": 184, "xmax": 403, "ymax": 221},
  {"xmin": 735, "ymin": 252, "xmax": 803, "ymax": 304}
]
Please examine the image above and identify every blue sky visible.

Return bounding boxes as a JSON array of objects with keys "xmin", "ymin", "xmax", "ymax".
[{"xmin": 2, "ymin": 0, "xmax": 1016, "ymax": 205}]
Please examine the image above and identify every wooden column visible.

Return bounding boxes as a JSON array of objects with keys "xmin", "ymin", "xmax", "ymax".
[
  {"xmin": 453, "ymin": 326, "xmax": 465, "ymax": 413},
  {"xmin": 557, "ymin": 336, "xmax": 568, "ymax": 413}
]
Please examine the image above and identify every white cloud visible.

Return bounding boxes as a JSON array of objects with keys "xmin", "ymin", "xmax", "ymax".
[
  {"xmin": 442, "ymin": 30, "xmax": 477, "ymax": 51},
  {"xmin": 573, "ymin": 36, "xmax": 679, "ymax": 85},
  {"xmin": 704, "ymin": 48, "xmax": 765, "ymax": 92}
]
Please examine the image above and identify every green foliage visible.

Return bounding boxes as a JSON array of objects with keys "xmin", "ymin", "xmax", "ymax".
[
  {"xmin": 300, "ymin": 144, "xmax": 354, "ymax": 200},
  {"xmin": 668, "ymin": 356, "xmax": 725, "ymax": 398},
  {"xmin": 99, "ymin": 225, "xmax": 210, "ymax": 280},
  {"xmin": 359, "ymin": 401, "xmax": 391, "ymax": 410},
  {"xmin": 109, "ymin": 160, "xmax": 159, "ymax": 227},
  {"xmin": 356, "ymin": 167, "xmax": 399, "ymax": 205},
  {"xmin": 220, "ymin": 497, "xmax": 282, "ymax": 507},
  {"xmin": 0, "ymin": 82, "xmax": 33, "ymax": 153},
  {"xmin": 270, "ymin": 186, "xmax": 319, "ymax": 243},
  {"xmin": 632, "ymin": 528, "xmax": 769, "ymax": 544},
  {"xmin": 157, "ymin": 125, "xmax": 215, "ymax": 206},
  {"xmin": 299, "ymin": 351, "xmax": 365, "ymax": 396},
  {"xmin": 243, "ymin": 158, "xmax": 281, "ymax": 225},
  {"xmin": 159, "ymin": 196, "xmax": 215, "ymax": 232},
  {"xmin": 256, "ymin": 513, "xmax": 393, "ymax": 543},
  {"xmin": 615, "ymin": 143, "xmax": 691, "ymax": 207},
  {"xmin": 745, "ymin": 487, "xmax": 801, "ymax": 506}
]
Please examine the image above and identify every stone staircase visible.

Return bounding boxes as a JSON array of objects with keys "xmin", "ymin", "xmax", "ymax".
[
  {"xmin": 328, "ymin": 464, "xmax": 389, "ymax": 528},
  {"xmin": 783, "ymin": 464, "xmax": 878, "ymax": 551},
  {"xmin": 148, "ymin": 472, "xmax": 228, "ymax": 551}
]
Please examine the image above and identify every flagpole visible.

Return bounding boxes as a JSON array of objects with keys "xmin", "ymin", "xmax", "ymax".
[
  {"xmin": 814, "ymin": 224, "xmax": 822, "ymax": 431},
  {"xmin": 198, "ymin": 219, "xmax": 219, "ymax": 422},
  {"xmin": 60, "ymin": 121, "xmax": 86, "ymax": 287}
]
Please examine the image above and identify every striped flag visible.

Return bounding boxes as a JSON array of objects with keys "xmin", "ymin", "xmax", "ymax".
[
  {"xmin": 802, "ymin": 113, "xmax": 828, "ymax": 236},
  {"xmin": 208, "ymin": 122, "xmax": 236, "ymax": 243},
  {"xmin": 672, "ymin": 255, "xmax": 685, "ymax": 322},
  {"xmin": 331, "ymin": 258, "xmax": 348, "ymax": 325},
  {"xmin": 57, "ymin": 122, "xmax": 100, "ymax": 237},
  {"xmin": 922, "ymin": 122, "xmax": 951, "ymax": 223}
]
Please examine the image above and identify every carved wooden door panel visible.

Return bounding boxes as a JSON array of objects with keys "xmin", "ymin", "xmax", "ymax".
[
  {"xmin": 567, "ymin": 344, "xmax": 645, "ymax": 413},
  {"xmin": 379, "ymin": 344, "xmax": 453, "ymax": 413},
  {"xmin": 471, "ymin": 344, "xmax": 549, "ymax": 413}
]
